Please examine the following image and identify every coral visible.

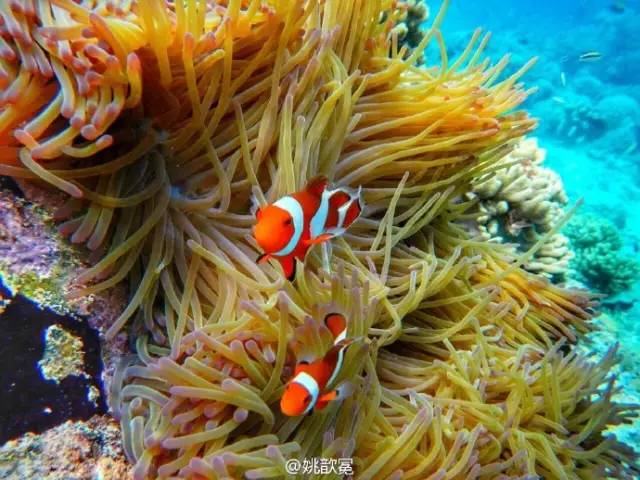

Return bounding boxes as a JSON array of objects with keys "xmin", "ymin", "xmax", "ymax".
[
  {"xmin": 565, "ymin": 214, "xmax": 640, "ymax": 295},
  {"xmin": 393, "ymin": 0, "xmax": 429, "ymax": 50},
  {"xmin": 466, "ymin": 137, "xmax": 574, "ymax": 279},
  {"xmin": 0, "ymin": 415, "xmax": 131, "ymax": 480},
  {"xmin": 0, "ymin": 0, "xmax": 537, "ymax": 341},
  {"xmin": 0, "ymin": 1, "xmax": 637, "ymax": 479},
  {"xmin": 545, "ymin": 94, "xmax": 607, "ymax": 144},
  {"xmin": 38, "ymin": 324, "xmax": 87, "ymax": 383}
]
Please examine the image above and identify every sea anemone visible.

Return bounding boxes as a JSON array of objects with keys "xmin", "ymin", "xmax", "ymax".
[{"xmin": 0, "ymin": 0, "xmax": 637, "ymax": 478}]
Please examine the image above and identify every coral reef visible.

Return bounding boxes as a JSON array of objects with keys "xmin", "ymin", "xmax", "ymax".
[
  {"xmin": 38, "ymin": 324, "xmax": 87, "ymax": 384},
  {"xmin": 576, "ymin": 311, "xmax": 640, "ymax": 453},
  {"xmin": 538, "ymin": 93, "xmax": 639, "ymax": 157},
  {"xmin": 565, "ymin": 214, "xmax": 640, "ymax": 295},
  {"xmin": 0, "ymin": 1, "xmax": 637, "ymax": 479},
  {"xmin": 466, "ymin": 137, "xmax": 573, "ymax": 279},
  {"xmin": 548, "ymin": 94, "xmax": 607, "ymax": 144},
  {"xmin": 0, "ymin": 415, "xmax": 130, "ymax": 480}
]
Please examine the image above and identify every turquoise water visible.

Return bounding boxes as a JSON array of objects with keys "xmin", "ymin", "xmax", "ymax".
[
  {"xmin": 431, "ymin": 0, "xmax": 640, "ymax": 219},
  {"xmin": 430, "ymin": 0, "xmax": 640, "ymax": 290},
  {"xmin": 435, "ymin": 0, "xmax": 640, "ymax": 448}
]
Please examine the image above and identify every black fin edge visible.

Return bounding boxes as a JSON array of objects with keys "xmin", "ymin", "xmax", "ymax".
[{"xmin": 286, "ymin": 258, "xmax": 297, "ymax": 282}]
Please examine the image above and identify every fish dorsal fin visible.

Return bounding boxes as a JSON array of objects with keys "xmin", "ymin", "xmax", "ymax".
[
  {"xmin": 324, "ymin": 313, "xmax": 347, "ymax": 344},
  {"xmin": 305, "ymin": 175, "xmax": 329, "ymax": 197},
  {"xmin": 294, "ymin": 359, "xmax": 311, "ymax": 375}
]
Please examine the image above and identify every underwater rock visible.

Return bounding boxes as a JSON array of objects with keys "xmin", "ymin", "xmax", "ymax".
[
  {"xmin": 593, "ymin": 94, "xmax": 640, "ymax": 128},
  {"xmin": 0, "ymin": 184, "xmax": 131, "ymax": 476},
  {"xmin": 0, "ymin": 190, "xmax": 71, "ymax": 314},
  {"xmin": 0, "ymin": 183, "xmax": 130, "ymax": 404},
  {"xmin": 0, "ymin": 415, "xmax": 131, "ymax": 480},
  {"xmin": 0, "ymin": 292, "xmax": 105, "ymax": 444}
]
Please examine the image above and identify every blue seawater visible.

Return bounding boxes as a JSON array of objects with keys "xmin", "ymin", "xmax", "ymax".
[{"xmin": 431, "ymin": 0, "xmax": 640, "ymax": 449}]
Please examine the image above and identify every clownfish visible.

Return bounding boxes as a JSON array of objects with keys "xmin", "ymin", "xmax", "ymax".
[
  {"xmin": 253, "ymin": 176, "xmax": 363, "ymax": 280},
  {"xmin": 280, "ymin": 313, "xmax": 352, "ymax": 416}
]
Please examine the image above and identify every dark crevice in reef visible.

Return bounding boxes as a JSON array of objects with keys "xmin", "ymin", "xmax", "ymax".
[
  {"xmin": 0, "ymin": 176, "xmax": 23, "ymax": 199},
  {"xmin": 0, "ymin": 286, "xmax": 106, "ymax": 444}
]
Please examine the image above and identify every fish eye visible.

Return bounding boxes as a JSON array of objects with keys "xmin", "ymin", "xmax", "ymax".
[
  {"xmin": 304, "ymin": 394, "xmax": 311, "ymax": 404},
  {"xmin": 299, "ymin": 360, "xmax": 309, "ymax": 365},
  {"xmin": 284, "ymin": 218, "xmax": 292, "ymax": 226}
]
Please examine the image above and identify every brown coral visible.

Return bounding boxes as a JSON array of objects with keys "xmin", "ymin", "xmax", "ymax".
[{"xmin": 392, "ymin": 0, "xmax": 430, "ymax": 51}]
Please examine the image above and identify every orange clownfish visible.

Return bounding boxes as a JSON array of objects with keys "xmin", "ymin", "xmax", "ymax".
[
  {"xmin": 280, "ymin": 313, "xmax": 352, "ymax": 416},
  {"xmin": 253, "ymin": 176, "xmax": 363, "ymax": 280}
]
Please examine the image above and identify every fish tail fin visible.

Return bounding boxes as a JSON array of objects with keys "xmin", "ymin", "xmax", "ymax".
[
  {"xmin": 355, "ymin": 185, "xmax": 364, "ymax": 209},
  {"xmin": 323, "ymin": 337, "xmax": 354, "ymax": 366},
  {"xmin": 335, "ymin": 380, "xmax": 355, "ymax": 400},
  {"xmin": 355, "ymin": 185, "xmax": 363, "ymax": 200}
]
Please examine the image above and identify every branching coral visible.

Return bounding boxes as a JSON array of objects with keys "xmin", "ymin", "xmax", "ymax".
[
  {"xmin": 565, "ymin": 214, "xmax": 640, "ymax": 295},
  {"xmin": 0, "ymin": 0, "xmax": 637, "ymax": 479},
  {"xmin": 465, "ymin": 137, "xmax": 574, "ymax": 280}
]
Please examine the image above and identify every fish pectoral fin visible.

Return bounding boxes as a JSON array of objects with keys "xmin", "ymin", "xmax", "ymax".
[
  {"xmin": 256, "ymin": 253, "xmax": 271, "ymax": 264},
  {"xmin": 315, "ymin": 382, "xmax": 355, "ymax": 411},
  {"xmin": 315, "ymin": 390, "xmax": 338, "ymax": 411},
  {"xmin": 304, "ymin": 233, "xmax": 335, "ymax": 246}
]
